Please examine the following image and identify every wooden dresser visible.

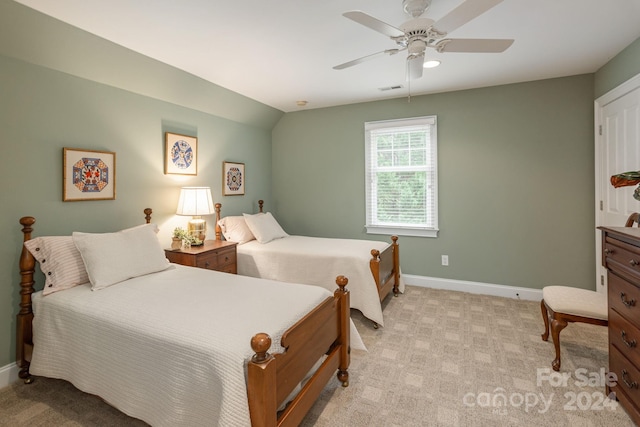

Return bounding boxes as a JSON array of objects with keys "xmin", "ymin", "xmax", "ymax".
[
  {"xmin": 600, "ymin": 226, "xmax": 640, "ymax": 424},
  {"xmin": 165, "ymin": 240, "xmax": 237, "ymax": 274}
]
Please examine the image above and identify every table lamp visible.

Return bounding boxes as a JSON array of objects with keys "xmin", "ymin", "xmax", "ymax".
[{"xmin": 176, "ymin": 187, "xmax": 214, "ymax": 245}]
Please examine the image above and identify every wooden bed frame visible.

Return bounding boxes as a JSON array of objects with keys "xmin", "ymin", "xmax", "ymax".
[
  {"xmin": 16, "ymin": 209, "xmax": 351, "ymax": 427},
  {"xmin": 214, "ymin": 200, "xmax": 401, "ymax": 304}
]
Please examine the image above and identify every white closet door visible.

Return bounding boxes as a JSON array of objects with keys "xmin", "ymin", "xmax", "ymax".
[{"xmin": 595, "ymin": 75, "xmax": 640, "ymax": 293}]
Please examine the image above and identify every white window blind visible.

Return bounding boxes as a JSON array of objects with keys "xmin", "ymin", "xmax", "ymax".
[{"xmin": 365, "ymin": 116, "xmax": 438, "ymax": 237}]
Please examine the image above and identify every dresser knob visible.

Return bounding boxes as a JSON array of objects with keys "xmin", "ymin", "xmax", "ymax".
[
  {"xmin": 604, "ymin": 248, "xmax": 614, "ymax": 255},
  {"xmin": 205, "ymin": 262, "xmax": 210, "ymax": 268},
  {"xmin": 631, "ymin": 259, "xmax": 640, "ymax": 267},
  {"xmin": 621, "ymin": 292, "xmax": 637, "ymax": 308},
  {"xmin": 622, "ymin": 330, "xmax": 638, "ymax": 348},
  {"xmin": 622, "ymin": 369, "xmax": 639, "ymax": 389}
]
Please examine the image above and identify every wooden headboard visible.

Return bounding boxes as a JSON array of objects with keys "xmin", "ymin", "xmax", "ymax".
[
  {"xmin": 214, "ymin": 200, "xmax": 265, "ymax": 241},
  {"xmin": 16, "ymin": 208, "xmax": 154, "ymax": 383}
]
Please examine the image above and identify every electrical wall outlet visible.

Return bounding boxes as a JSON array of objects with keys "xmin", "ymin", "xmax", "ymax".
[{"xmin": 441, "ymin": 255, "xmax": 449, "ymax": 266}]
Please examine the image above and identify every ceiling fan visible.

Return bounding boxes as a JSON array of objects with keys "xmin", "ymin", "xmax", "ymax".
[{"xmin": 334, "ymin": 0, "xmax": 514, "ymax": 80}]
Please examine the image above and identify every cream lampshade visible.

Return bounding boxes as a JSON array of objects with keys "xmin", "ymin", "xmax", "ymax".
[{"xmin": 176, "ymin": 187, "xmax": 214, "ymax": 245}]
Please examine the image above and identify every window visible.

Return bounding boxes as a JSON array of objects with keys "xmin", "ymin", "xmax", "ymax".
[{"xmin": 365, "ymin": 116, "xmax": 438, "ymax": 237}]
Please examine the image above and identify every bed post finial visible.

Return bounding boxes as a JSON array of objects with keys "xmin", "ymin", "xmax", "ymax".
[
  {"xmin": 215, "ymin": 203, "xmax": 222, "ymax": 240},
  {"xmin": 18, "ymin": 216, "xmax": 36, "ymax": 384},
  {"xmin": 144, "ymin": 208, "xmax": 152, "ymax": 224},
  {"xmin": 258, "ymin": 200, "xmax": 264, "ymax": 213},
  {"xmin": 247, "ymin": 332, "xmax": 277, "ymax": 425}
]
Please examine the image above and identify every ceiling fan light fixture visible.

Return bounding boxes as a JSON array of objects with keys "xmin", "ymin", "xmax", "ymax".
[
  {"xmin": 402, "ymin": 0, "xmax": 432, "ymax": 18},
  {"xmin": 423, "ymin": 59, "xmax": 440, "ymax": 68}
]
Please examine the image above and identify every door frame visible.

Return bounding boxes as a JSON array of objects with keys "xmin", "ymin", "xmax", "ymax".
[{"xmin": 594, "ymin": 72, "xmax": 640, "ymax": 293}]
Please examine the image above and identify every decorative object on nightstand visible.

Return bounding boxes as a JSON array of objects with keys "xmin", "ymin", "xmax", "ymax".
[
  {"xmin": 176, "ymin": 187, "xmax": 214, "ymax": 245},
  {"xmin": 171, "ymin": 227, "xmax": 201, "ymax": 250},
  {"xmin": 164, "ymin": 240, "xmax": 238, "ymax": 274}
]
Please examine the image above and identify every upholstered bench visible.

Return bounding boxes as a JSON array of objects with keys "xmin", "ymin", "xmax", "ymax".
[{"xmin": 540, "ymin": 286, "xmax": 608, "ymax": 371}]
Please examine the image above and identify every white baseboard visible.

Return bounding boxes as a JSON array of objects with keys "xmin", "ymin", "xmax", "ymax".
[
  {"xmin": 403, "ymin": 274, "xmax": 543, "ymax": 301},
  {"xmin": 0, "ymin": 362, "xmax": 19, "ymax": 389}
]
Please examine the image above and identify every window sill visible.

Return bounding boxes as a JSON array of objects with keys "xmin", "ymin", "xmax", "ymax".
[{"xmin": 365, "ymin": 225, "xmax": 439, "ymax": 238}]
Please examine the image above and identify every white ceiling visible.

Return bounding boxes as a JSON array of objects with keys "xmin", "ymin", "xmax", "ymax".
[{"xmin": 12, "ymin": 0, "xmax": 640, "ymax": 113}]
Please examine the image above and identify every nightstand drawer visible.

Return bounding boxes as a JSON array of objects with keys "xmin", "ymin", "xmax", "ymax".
[
  {"xmin": 195, "ymin": 251, "xmax": 220, "ymax": 270},
  {"xmin": 216, "ymin": 247, "xmax": 236, "ymax": 269},
  {"xmin": 194, "ymin": 247, "xmax": 236, "ymax": 271}
]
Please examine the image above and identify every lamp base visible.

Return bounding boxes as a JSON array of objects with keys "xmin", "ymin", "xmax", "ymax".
[{"xmin": 188, "ymin": 218, "xmax": 206, "ymax": 245}]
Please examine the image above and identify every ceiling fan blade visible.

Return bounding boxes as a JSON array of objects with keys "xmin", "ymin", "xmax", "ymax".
[
  {"xmin": 406, "ymin": 54, "xmax": 424, "ymax": 81},
  {"xmin": 333, "ymin": 49, "xmax": 403, "ymax": 70},
  {"xmin": 437, "ymin": 38, "xmax": 514, "ymax": 53},
  {"xmin": 343, "ymin": 11, "xmax": 405, "ymax": 38},
  {"xmin": 433, "ymin": 0, "xmax": 504, "ymax": 35}
]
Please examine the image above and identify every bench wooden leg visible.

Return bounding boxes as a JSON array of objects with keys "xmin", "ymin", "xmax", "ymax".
[
  {"xmin": 541, "ymin": 299, "xmax": 550, "ymax": 341},
  {"xmin": 550, "ymin": 317, "xmax": 568, "ymax": 371}
]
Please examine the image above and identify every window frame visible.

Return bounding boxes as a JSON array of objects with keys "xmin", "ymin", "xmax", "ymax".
[{"xmin": 364, "ymin": 115, "xmax": 439, "ymax": 238}]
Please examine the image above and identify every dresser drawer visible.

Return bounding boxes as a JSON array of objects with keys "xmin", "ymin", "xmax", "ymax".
[
  {"xmin": 605, "ymin": 236, "xmax": 640, "ymax": 276},
  {"xmin": 610, "ymin": 308, "xmax": 640, "ymax": 368},
  {"xmin": 609, "ymin": 272, "xmax": 640, "ymax": 324},
  {"xmin": 610, "ymin": 345, "xmax": 640, "ymax": 411}
]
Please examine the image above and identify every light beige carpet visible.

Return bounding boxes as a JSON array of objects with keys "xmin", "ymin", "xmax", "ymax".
[{"xmin": 0, "ymin": 285, "xmax": 635, "ymax": 426}]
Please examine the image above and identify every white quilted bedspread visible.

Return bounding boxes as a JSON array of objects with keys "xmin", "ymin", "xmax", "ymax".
[
  {"xmin": 237, "ymin": 236, "xmax": 405, "ymax": 326},
  {"xmin": 30, "ymin": 265, "xmax": 363, "ymax": 427}
]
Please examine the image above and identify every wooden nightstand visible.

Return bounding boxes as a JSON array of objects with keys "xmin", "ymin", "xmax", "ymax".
[{"xmin": 165, "ymin": 240, "xmax": 237, "ymax": 274}]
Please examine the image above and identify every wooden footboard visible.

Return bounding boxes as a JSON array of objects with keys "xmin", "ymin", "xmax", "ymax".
[
  {"xmin": 247, "ymin": 276, "xmax": 350, "ymax": 427},
  {"xmin": 370, "ymin": 235, "xmax": 400, "ymax": 302}
]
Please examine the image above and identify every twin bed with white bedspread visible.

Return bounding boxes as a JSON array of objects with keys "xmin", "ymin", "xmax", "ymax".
[{"xmin": 16, "ymin": 211, "xmax": 362, "ymax": 426}]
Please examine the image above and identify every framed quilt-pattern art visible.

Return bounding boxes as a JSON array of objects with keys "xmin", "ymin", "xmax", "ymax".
[
  {"xmin": 63, "ymin": 148, "xmax": 116, "ymax": 201},
  {"xmin": 165, "ymin": 132, "xmax": 197, "ymax": 175},
  {"xmin": 223, "ymin": 161, "xmax": 245, "ymax": 196}
]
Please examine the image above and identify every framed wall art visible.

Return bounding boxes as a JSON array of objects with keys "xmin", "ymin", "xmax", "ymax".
[
  {"xmin": 63, "ymin": 147, "xmax": 116, "ymax": 201},
  {"xmin": 223, "ymin": 161, "xmax": 245, "ymax": 196},
  {"xmin": 165, "ymin": 132, "xmax": 197, "ymax": 175}
]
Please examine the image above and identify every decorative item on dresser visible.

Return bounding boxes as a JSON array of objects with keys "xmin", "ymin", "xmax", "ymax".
[
  {"xmin": 165, "ymin": 239, "xmax": 238, "ymax": 274},
  {"xmin": 16, "ymin": 208, "xmax": 360, "ymax": 426},
  {"xmin": 599, "ymin": 219, "xmax": 640, "ymax": 425},
  {"xmin": 214, "ymin": 199, "xmax": 403, "ymax": 328}
]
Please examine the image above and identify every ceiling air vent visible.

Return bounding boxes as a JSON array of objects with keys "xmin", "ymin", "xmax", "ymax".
[{"xmin": 379, "ymin": 85, "xmax": 404, "ymax": 91}]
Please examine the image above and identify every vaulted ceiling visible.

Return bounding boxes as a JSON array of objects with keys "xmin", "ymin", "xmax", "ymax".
[{"xmin": 13, "ymin": 0, "xmax": 640, "ymax": 112}]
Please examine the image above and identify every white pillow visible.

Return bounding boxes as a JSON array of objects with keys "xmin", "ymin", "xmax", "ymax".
[
  {"xmin": 217, "ymin": 216, "xmax": 256, "ymax": 244},
  {"xmin": 73, "ymin": 223, "xmax": 170, "ymax": 290},
  {"xmin": 243, "ymin": 212, "xmax": 288, "ymax": 244},
  {"xmin": 24, "ymin": 236, "xmax": 90, "ymax": 295}
]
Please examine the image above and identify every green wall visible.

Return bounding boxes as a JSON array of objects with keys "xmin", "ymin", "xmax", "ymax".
[
  {"xmin": 272, "ymin": 75, "xmax": 597, "ymax": 290},
  {"xmin": 0, "ymin": 2, "xmax": 281, "ymax": 368},
  {"xmin": 594, "ymin": 36, "xmax": 640, "ymax": 99}
]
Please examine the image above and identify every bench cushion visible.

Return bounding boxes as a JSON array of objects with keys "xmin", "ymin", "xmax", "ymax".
[{"xmin": 542, "ymin": 286, "xmax": 608, "ymax": 320}]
